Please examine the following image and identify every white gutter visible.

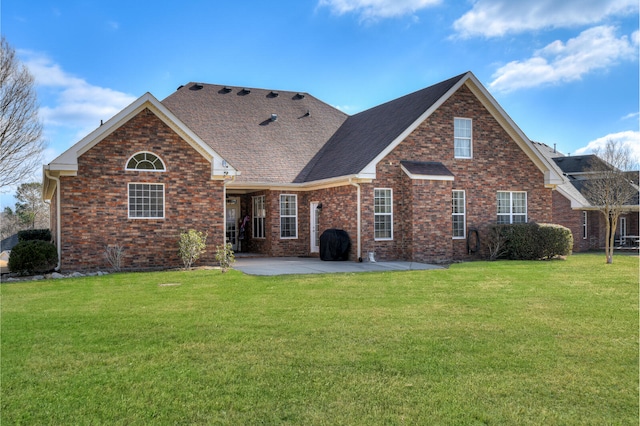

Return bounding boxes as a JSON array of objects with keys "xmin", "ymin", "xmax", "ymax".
[
  {"xmin": 44, "ymin": 170, "xmax": 62, "ymax": 271},
  {"xmin": 350, "ymin": 179, "xmax": 362, "ymax": 261}
]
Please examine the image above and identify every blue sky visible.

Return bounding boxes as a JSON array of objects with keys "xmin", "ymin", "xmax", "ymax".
[{"xmin": 1, "ymin": 0, "xmax": 638, "ymax": 206}]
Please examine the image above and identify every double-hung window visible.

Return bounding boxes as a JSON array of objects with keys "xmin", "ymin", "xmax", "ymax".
[
  {"xmin": 128, "ymin": 183, "xmax": 164, "ymax": 219},
  {"xmin": 452, "ymin": 190, "xmax": 466, "ymax": 238},
  {"xmin": 454, "ymin": 118, "xmax": 472, "ymax": 159},
  {"xmin": 374, "ymin": 188, "xmax": 393, "ymax": 240},
  {"xmin": 280, "ymin": 194, "xmax": 298, "ymax": 239},
  {"xmin": 253, "ymin": 195, "xmax": 265, "ymax": 239},
  {"xmin": 497, "ymin": 191, "xmax": 527, "ymax": 224}
]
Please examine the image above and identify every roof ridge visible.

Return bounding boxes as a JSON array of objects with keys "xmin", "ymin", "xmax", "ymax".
[{"xmin": 295, "ymin": 72, "xmax": 467, "ymax": 183}]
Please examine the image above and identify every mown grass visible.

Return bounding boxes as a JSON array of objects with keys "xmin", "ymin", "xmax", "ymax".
[{"xmin": 1, "ymin": 253, "xmax": 638, "ymax": 424}]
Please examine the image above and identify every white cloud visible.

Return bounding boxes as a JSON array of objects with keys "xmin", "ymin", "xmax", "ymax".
[
  {"xmin": 22, "ymin": 52, "xmax": 135, "ymax": 131},
  {"xmin": 454, "ymin": 0, "xmax": 638, "ymax": 38},
  {"xmin": 622, "ymin": 111, "xmax": 639, "ymax": 121},
  {"xmin": 318, "ymin": 0, "xmax": 440, "ymax": 21},
  {"xmin": 489, "ymin": 26, "xmax": 637, "ymax": 93},
  {"xmin": 575, "ymin": 130, "xmax": 640, "ymax": 164}
]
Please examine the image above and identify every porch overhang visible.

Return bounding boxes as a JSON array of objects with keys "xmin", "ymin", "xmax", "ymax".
[{"xmin": 225, "ymin": 174, "xmax": 373, "ymax": 194}]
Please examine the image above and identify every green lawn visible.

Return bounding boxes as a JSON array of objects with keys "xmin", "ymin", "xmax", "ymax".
[{"xmin": 1, "ymin": 253, "xmax": 638, "ymax": 425}]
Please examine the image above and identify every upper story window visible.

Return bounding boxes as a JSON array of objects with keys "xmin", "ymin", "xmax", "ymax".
[
  {"xmin": 454, "ymin": 118, "xmax": 472, "ymax": 159},
  {"xmin": 126, "ymin": 152, "xmax": 166, "ymax": 171}
]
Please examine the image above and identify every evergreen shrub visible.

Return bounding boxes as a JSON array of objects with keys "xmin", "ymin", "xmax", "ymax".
[
  {"xmin": 8, "ymin": 240, "xmax": 58, "ymax": 275},
  {"xmin": 17, "ymin": 229, "xmax": 52, "ymax": 242},
  {"xmin": 486, "ymin": 223, "xmax": 572, "ymax": 260}
]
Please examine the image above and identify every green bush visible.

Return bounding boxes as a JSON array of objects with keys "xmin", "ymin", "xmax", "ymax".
[
  {"xmin": 178, "ymin": 229, "xmax": 207, "ymax": 269},
  {"xmin": 215, "ymin": 242, "xmax": 235, "ymax": 273},
  {"xmin": 17, "ymin": 229, "xmax": 52, "ymax": 242},
  {"xmin": 486, "ymin": 223, "xmax": 572, "ymax": 260},
  {"xmin": 537, "ymin": 223, "xmax": 573, "ymax": 259},
  {"xmin": 8, "ymin": 240, "xmax": 58, "ymax": 275}
]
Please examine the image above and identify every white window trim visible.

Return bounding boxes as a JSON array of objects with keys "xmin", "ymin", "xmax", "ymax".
[
  {"xmin": 125, "ymin": 151, "xmax": 166, "ymax": 172},
  {"xmin": 374, "ymin": 188, "xmax": 393, "ymax": 241},
  {"xmin": 252, "ymin": 195, "xmax": 266, "ymax": 239},
  {"xmin": 582, "ymin": 211, "xmax": 588, "ymax": 240},
  {"xmin": 454, "ymin": 117, "xmax": 473, "ymax": 159},
  {"xmin": 280, "ymin": 194, "xmax": 298, "ymax": 239},
  {"xmin": 128, "ymin": 183, "xmax": 165, "ymax": 219},
  {"xmin": 497, "ymin": 191, "xmax": 527, "ymax": 224},
  {"xmin": 452, "ymin": 190, "xmax": 466, "ymax": 239}
]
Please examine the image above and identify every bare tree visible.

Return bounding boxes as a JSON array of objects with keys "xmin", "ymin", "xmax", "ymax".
[
  {"xmin": 582, "ymin": 140, "xmax": 639, "ymax": 264},
  {"xmin": 1, "ymin": 207, "xmax": 21, "ymax": 240},
  {"xmin": 15, "ymin": 182, "xmax": 49, "ymax": 229},
  {"xmin": 0, "ymin": 36, "xmax": 44, "ymax": 190}
]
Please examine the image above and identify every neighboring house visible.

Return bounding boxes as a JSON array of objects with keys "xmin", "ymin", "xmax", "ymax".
[
  {"xmin": 0, "ymin": 233, "xmax": 19, "ymax": 252},
  {"xmin": 533, "ymin": 142, "xmax": 639, "ymax": 251},
  {"xmin": 43, "ymin": 71, "xmax": 563, "ymax": 272}
]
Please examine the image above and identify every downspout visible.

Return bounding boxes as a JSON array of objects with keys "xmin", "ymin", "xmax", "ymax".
[
  {"xmin": 350, "ymin": 179, "xmax": 362, "ymax": 262},
  {"xmin": 45, "ymin": 170, "xmax": 62, "ymax": 271}
]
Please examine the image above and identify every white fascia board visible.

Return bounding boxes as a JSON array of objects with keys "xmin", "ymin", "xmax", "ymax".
[
  {"xmin": 400, "ymin": 164, "xmax": 454, "ymax": 181},
  {"xmin": 228, "ymin": 175, "xmax": 372, "ymax": 192},
  {"xmin": 46, "ymin": 92, "xmax": 238, "ymax": 179},
  {"xmin": 359, "ymin": 73, "xmax": 471, "ymax": 179},
  {"xmin": 463, "ymin": 75, "xmax": 563, "ymax": 187},
  {"xmin": 555, "ymin": 184, "xmax": 590, "ymax": 209}
]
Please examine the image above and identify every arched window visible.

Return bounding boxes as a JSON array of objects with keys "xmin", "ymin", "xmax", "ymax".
[{"xmin": 126, "ymin": 152, "xmax": 166, "ymax": 171}]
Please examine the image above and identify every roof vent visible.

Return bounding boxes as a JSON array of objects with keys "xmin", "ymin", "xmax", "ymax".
[
  {"xmin": 222, "ymin": 86, "xmax": 232, "ymax": 93},
  {"xmin": 190, "ymin": 83, "xmax": 204, "ymax": 90},
  {"xmin": 239, "ymin": 88, "xmax": 251, "ymax": 95},
  {"xmin": 293, "ymin": 93, "xmax": 305, "ymax": 100},
  {"xmin": 176, "ymin": 85, "xmax": 184, "ymax": 91},
  {"xmin": 268, "ymin": 91, "xmax": 279, "ymax": 98},
  {"xmin": 270, "ymin": 113, "xmax": 278, "ymax": 122}
]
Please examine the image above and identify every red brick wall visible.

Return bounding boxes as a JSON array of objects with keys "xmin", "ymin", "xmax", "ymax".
[
  {"xmin": 236, "ymin": 186, "xmax": 360, "ymax": 259},
  {"xmin": 362, "ymin": 84, "xmax": 552, "ymax": 262},
  {"xmin": 551, "ymin": 191, "xmax": 590, "ymax": 252},
  {"xmin": 58, "ymin": 108, "xmax": 224, "ymax": 272},
  {"xmin": 312, "ymin": 186, "xmax": 359, "ymax": 259}
]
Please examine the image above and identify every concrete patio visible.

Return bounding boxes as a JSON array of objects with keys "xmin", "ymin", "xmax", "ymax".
[{"xmin": 232, "ymin": 256, "xmax": 443, "ymax": 276}]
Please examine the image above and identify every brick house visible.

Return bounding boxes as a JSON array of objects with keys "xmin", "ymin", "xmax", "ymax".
[
  {"xmin": 43, "ymin": 71, "xmax": 563, "ymax": 272},
  {"xmin": 533, "ymin": 142, "xmax": 639, "ymax": 251}
]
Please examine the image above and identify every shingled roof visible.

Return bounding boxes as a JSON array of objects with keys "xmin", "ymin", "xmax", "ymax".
[
  {"xmin": 532, "ymin": 142, "xmax": 639, "ymax": 208},
  {"xmin": 295, "ymin": 73, "xmax": 466, "ymax": 183},
  {"xmin": 552, "ymin": 155, "xmax": 606, "ymax": 174},
  {"xmin": 162, "ymin": 83, "xmax": 348, "ymax": 184}
]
